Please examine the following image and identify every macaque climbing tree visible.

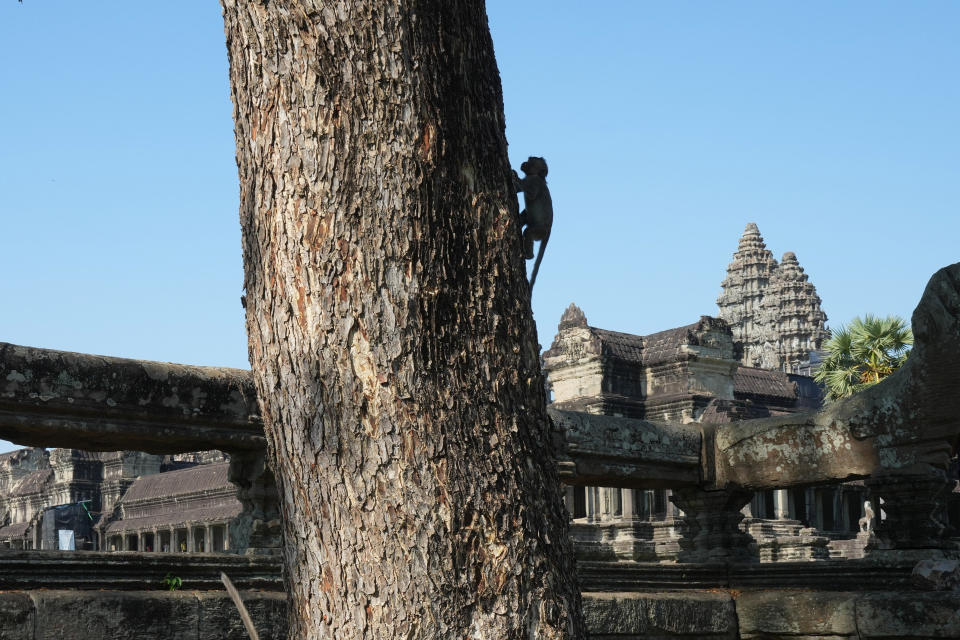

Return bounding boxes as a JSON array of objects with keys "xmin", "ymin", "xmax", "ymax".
[{"xmin": 220, "ymin": 1, "xmax": 584, "ymax": 638}]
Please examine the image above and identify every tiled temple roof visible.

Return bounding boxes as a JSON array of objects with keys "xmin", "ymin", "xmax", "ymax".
[
  {"xmin": 10, "ymin": 469, "xmax": 52, "ymax": 497},
  {"xmin": 590, "ymin": 328, "xmax": 645, "ymax": 365},
  {"xmin": 120, "ymin": 462, "xmax": 232, "ymax": 503},
  {"xmin": 105, "ymin": 502, "xmax": 241, "ymax": 533},
  {"xmin": 0, "ymin": 448, "xmax": 41, "ymax": 463},
  {"xmin": 637, "ymin": 323, "xmax": 701, "ymax": 366},
  {"xmin": 0, "ymin": 522, "xmax": 31, "ymax": 539},
  {"xmin": 589, "ymin": 319, "xmax": 727, "ymax": 367},
  {"xmin": 734, "ymin": 367, "xmax": 796, "ymax": 400}
]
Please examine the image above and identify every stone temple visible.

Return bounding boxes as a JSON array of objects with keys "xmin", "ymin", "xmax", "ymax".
[
  {"xmin": 0, "ymin": 235, "xmax": 959, "ymax": 637},
  {"xmin": 717, "ymin": 222, "xmax": 829, "ymax": 372}
]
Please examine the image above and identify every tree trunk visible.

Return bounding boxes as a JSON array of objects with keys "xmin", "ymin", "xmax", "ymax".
[{"xmin": 220, "ymin": 2, "xmax": 584, "ymax": 638}]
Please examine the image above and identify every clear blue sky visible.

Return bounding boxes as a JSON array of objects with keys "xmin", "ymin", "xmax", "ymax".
[{"xmin": 1, "ymin": 2, "xmax": 957, "ymax": 452}]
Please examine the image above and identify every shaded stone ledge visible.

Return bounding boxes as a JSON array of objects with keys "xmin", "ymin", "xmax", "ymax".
[
  {"xmin": 2, "ymin": 588, "xmax": 955, "ymax": 639},
  {"xmin": 0, "ymin": 551, "xmax": 925, "ymax": 595},
  {"xmin": 577, "ymin": 558, "xmax": 921, "ymax": 592},
  {"xmin": 0, "ymin": 342, "xmax": 263, "ymax": 454},
  {"xmin": 0, "ymin": 550, "xmax": 283, "ymax": 591},
  {"xmin": 585, "ymin": 590, "xmax": 960, "ymax": 640}
]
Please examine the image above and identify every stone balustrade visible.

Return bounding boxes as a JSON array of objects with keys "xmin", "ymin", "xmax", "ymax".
[{"xmin": 0, "ymin": 263, "xmax": 959, "ymax": 566}]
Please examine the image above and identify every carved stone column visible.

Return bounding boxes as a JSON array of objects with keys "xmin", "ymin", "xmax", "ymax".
[
  {"xmin": 865, "ymin": 471, "xmax": 955, "ymax": 553},
  {"xmin": 774, "ymin": 489, "xmax": 789, "ymax": 520},
  {"xmin": 585, "ymin": 487, "xmax": 598, "ymax": 523},
  {"xmin": 227, "ymin": 450, "xmax": 282, "ymax": 556},
  {"xmin": 670, "ymin": 487, "xmax": 755, "ymax": 563},
  {"xmin": 621, "ymin": 488, "xmax": 636, "ymax": 520}
]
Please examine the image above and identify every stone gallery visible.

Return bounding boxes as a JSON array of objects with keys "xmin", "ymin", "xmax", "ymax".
[
  {"xmin": 545, "ymin": 224, "xmax": 898, "ymax": 564},
  {"xmin": 0, "ymin": 227, "xmax": 958, "ymax": 637},
  {"xmin": 0, "ymin": 447, "xmax": 236, "ymax": 552}
]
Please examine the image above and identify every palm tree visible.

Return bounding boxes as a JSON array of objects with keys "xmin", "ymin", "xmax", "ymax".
[{"xmin": 814, "ymin": 314, "xmax": 913, "ymax": 400}]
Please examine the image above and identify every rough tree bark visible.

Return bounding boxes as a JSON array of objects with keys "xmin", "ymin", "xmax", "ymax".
[{"xmin": 220, "ymin": 2, "xmax": 584, "ymax": 638}]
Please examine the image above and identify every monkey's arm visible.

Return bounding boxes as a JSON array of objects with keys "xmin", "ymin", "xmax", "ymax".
[{"xmin": 518, "ymin": 177, "xmax": 545, "ymax": 202}]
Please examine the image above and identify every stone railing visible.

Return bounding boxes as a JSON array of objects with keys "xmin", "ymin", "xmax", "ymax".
[
  {"xmin": 0, "ymin": 344, "xmax": 280, "ymax": 554},
  {"xmin": 551, "ymin": 262, "xmax": 960, "ymax": 564},
  {"xmin": 1, "ymin": 263, "xmax": 959, "ymax": 567}
]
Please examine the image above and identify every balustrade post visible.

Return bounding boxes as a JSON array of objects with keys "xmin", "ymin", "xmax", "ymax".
[
  {"xmin": 227, "ymin": 450, "xmax": 283, "ymax": 556},
  {"xmin": 670, "ymin": 487, "xmax": 755, "ymax": 563},
  {"xmin": 865, "ymin": 470, "xmax": 954, "ymax": 555}
]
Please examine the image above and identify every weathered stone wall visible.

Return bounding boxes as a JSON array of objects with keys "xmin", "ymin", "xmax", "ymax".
[
  {"xmin": 0, "ymin": 591, "xmax": 287, "ymax": 640},
  {"xmin": 2, "ymin": 587, "xmax": 956, "ymax": 639},
  {"xmin": 584, "ymin": 590, "xmax": 960, "ymax": 639}
]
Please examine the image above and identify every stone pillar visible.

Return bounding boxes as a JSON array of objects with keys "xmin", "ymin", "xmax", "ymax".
[
  {"xmin": 833, "ymin": 486, "xmax": 844, "ymax": 531},
  {"xmin": 805, "ymin": 488, "xmax": 816, "ymax": 527},
  {"xmin": 187, "ymin": 526, "xmax": 195, "ymax": 553},
  {"xmin": 670, "ymin": 487, "xmax": 755, "ymax": 563},
  {"xmin": 865, "ymin": 471, "xmax": 954, "ymax": 554},
  {"xmin": 227, "ymin": 450, "xmax": 283, "ymax": 556},
  {"xmin": 774, "ymin": 489, "xmax": 789, "ymax": 520},
  {"xmin": 600, "ymin": 487, "xmax": 619, "ymax": 522},
  {"xmin": 586, "ymin": 487, "xmax": 599, "ymax": 523},
  {"xmin": 621, "ymin": 488, "xmax": 635, "ymax": 521},
  {"xmin": 598, "ymin": 488, "xmax": 610, "ymax": 522},
  {"xmin": 204, "ymin": 525, "xmax": 212, "ymax": 553},
  {"xmin": 169, "ymin": 527, "xmax": 176, "ymax": 553}
]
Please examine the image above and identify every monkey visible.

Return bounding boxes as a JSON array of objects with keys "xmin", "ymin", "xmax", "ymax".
[{"xmin": 513, "ymin": 156, "xmax": 553, "ymax": 292}]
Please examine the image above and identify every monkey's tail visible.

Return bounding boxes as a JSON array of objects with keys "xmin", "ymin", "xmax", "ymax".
[{"xmin": 529, "ymin": 233, "xmax": 549, "ymax": 293}]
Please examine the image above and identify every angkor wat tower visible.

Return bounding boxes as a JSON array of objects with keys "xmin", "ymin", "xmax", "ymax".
[{"xmin": 717, "ymin": 223, "xmax": 828, "ymax": 371}]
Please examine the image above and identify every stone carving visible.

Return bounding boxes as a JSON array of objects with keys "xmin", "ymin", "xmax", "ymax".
[
  {"xmin": 912, "ymin": 558, "xmax": 960, "ymax": 591},
  {"xmin": 858, "ymin": 500, "xmax": 874, "ymax": 532},
  {"xmin": 717, "ymin": 224, "xmax": 828, "ymax": 371}
]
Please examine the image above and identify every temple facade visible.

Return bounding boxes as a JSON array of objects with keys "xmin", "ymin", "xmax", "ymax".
[
  {"xmin": 101, "ymin": 462, "xmax": 240, "ymax": 553},
  {"xmin": 717, "ymin": 223, "xmax": 828, "ymax": 372},
  {"xmin": 542, "ymin": 304, "xmax": 871, "ymax": 561},
  {"xmin": 0, "ymin": 447, "xmax": 235, "ymax": 552},
  {"xmin": 541, "ymin": 223, "xmax": 898, "ymax": 561}
]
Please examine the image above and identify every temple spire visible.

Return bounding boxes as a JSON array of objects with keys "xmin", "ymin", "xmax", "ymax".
[
  {"xmin": 717, "ymin": 223, "xmax": 779, "ymax": 368},
  {"xmin": 717, "ymin": 225, "xmax": 828, "ymax": 370}
]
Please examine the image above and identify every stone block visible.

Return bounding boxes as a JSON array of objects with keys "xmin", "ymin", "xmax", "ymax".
[
  {"xmin": 583, "ymin": 591, "xmax": 737, "ymax": 638},
  {"xmin": 912, "ymin": 558, "xmax": 960, "ymax": 591},
  {"xmin": 737, "ymin": 591, "xmax": 857, "ymax": 638},
  {"xmin": 33, "ymin": 591, "xmax": 199, "ymax": 640},
  {"xmin": 197, "ymin": 591, "xmax": 288, "ymax": 640},
  {"xmin": 855, "ymin": 592, "xmax": 960, "ymax": 639},
  {"xmin": 0, "ymin": 593, "xmax": 34, "ymax": 640}
]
